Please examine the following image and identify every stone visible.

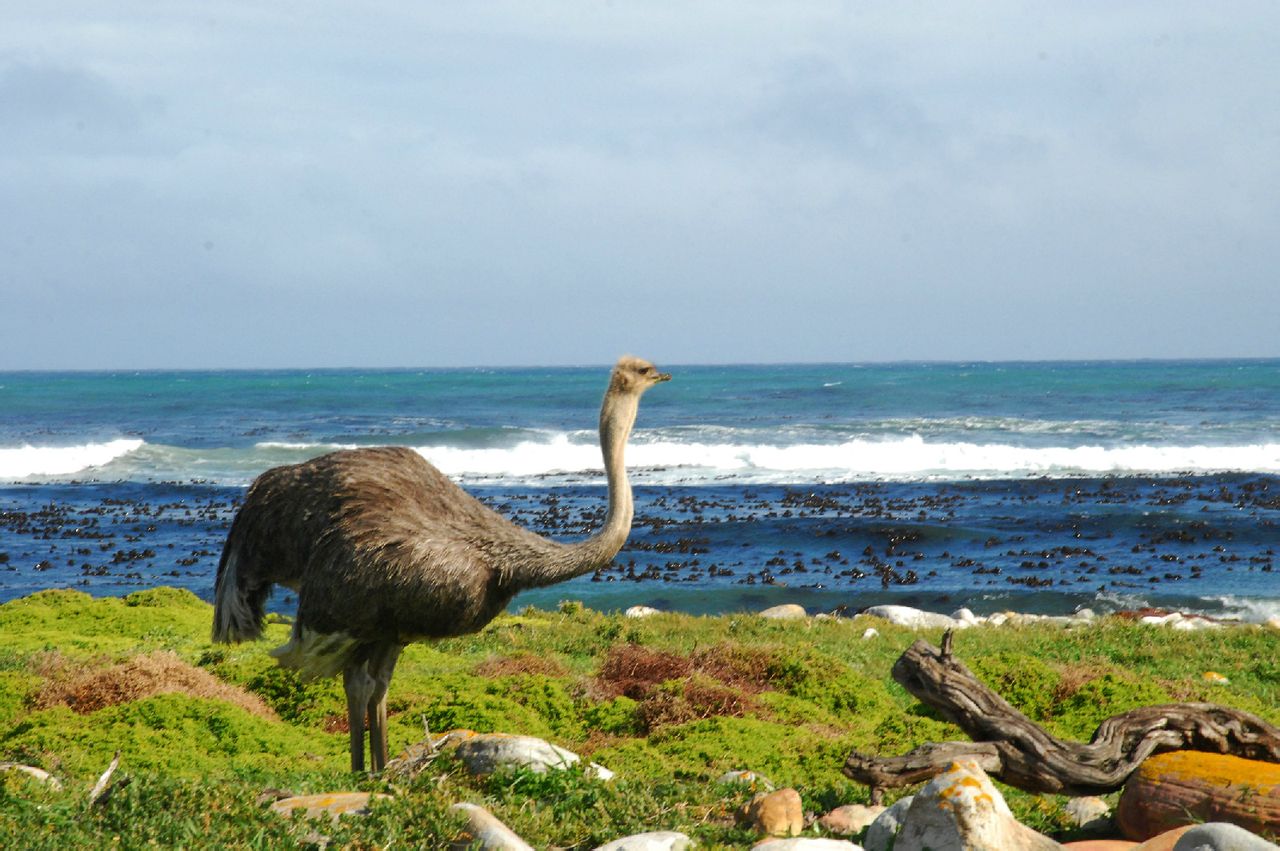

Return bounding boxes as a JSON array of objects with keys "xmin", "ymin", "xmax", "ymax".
[
  {"xmin": 1061, "ymin": 842, "xmax": 1138, "ymax": 850},
  {"xmin": 751, "ymin": 840, "xmax": 864, "ymax": 850},
  {"xmin": 452, "ymin": 732, "xmax": 580, "ymax": 776},
  {"xmin": 951, "ymin": 607, "xmax": 980, "ymax": 624},
  {"xmin": 0, "ymin": 762, "xmax": 62, "ymax": 790},
  {"xmin": 861, "ymin": 627, "xmax": 879, "ymax": 640},
  {"xmin": 862, "ymin": 605, "xmax": 963, "ymax": 630},
  {"xmin": 863, "ymin": 795, "xmax": 914, "ymax": 851},
  {"xmin": 1169, "ymin": 822, "xmax": 1279, "ymax": 850},
  {"xmin": 819, "ymin": 804, "xmax": 885, "ymax": 836},
  {"xmin": 587, "ymin": 761, "xmax": 616, "ymax": 781},
  {"xmin": 759, "ymin": 604, "xmax": 808, "ymax": 620},
  {"xmin": 1064, "ymin": 796, "xmax": 1112, "ymax": 830},
  {"xmin": 1130, "ymin": 826, "xmax": 1194, "ymax": 851},
  {"xmin": 268, "ymin": 791, "xmax": 389, "ymax": 823},
  {"xmin": 594, "ymin": 830, "xmax": 693, "ymax": 851},
  {"xmin": 892, "ymin": 760, "xmax": 1063, "ymax": 851},
  {"xmin": 739, "ymin": 788, "xmax": 804, "ymax": 837},
  {"xmin": 1116, "ymin": 751, "xmax": 1280, "ymax": 840},
  {"xmin": 1265, "ymin": 616, "xmax": 1280, "ymax": 631},
  {"xmin": 717, "ymin": 769, "xmax": 775, "ymax": 791},
  {"xmin": 451, "ymin": 802, "xmax": 534, "ymax": 851},
  {"xmin": 625, "ymin": 605, "xmax": 661, "ymax": 618}
]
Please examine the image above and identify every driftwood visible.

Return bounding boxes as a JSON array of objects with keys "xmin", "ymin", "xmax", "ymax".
[
  {"xmin": 844, "ymin": 632, "xmax": 1280, "ymax": 803},
  {"xmin": 87, "ymin": 750, "xmax": 125, "ymax": 807}
]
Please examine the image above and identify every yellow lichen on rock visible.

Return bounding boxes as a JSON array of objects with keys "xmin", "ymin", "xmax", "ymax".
[{"xmin": 1116, "ymin": 751, "xmax": 1280, "ymax": 841}]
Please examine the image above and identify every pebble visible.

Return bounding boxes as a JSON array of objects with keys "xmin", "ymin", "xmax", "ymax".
[
  {"xmin": 738, "ymin": 788, "xmax": 803, "ymax": 837},
  {"xmin": 752, "ymin": 840, "xmax": 864, "ymax": 850},
  {"xmin": 759, "ymin": 604, "xmax": 808, "ymax": 620},
  {"xmin": 717, "ymin": 769, "xmax": 775, "ymax": 790},
  {"xmin": 268, "ymin": 792, "xmax": 389, "ymax": 823},
  {"xmin": 594, "ymin": 831, "xmax": 692, "ymax": 851},
  {"xmin": 819, "ymin": 804, "xmax": 885, "ymax": 836}
]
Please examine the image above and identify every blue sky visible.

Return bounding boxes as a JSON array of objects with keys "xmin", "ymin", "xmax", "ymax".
[{"xmin": 2, "ymin": 3, "xmax": 1278, "ymax": 368}]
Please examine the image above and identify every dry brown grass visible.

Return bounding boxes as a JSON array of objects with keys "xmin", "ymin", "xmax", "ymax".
[
  {"xmin": 33, "ymin": 651, "xmax": 277, "ymax": 719},
  {"xmin": 593, "ymin": 643, "xmax": 780, "ymax": 731},
  {"xmin": 472, "ymin": 652, "xmax": 570, "ymax": 679}
]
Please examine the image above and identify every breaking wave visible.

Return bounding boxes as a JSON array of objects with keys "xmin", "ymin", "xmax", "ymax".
[
  {"xmin": 6, "ymin": 431, "xmax": 1278, "ymax": 486},
  {"xmin": 0, "ymin": 439, "xmax": 145, "ymax": 481}
]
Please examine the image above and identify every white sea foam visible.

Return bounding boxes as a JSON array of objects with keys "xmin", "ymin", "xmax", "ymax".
[
  {"xmin": 6, "ymin": 433, "xmax": 1279, "ymax": 485},
  {"xmin": 1205, "ymin": 595, "xmax": 1280, "ymax": 624},
  {"xmin": 0, "ymin": 439, "xmax": 144, "ymax": 481},
  {"xmin": 417, "ymin": 433, "xmax": 1280, "ymax": 484}
]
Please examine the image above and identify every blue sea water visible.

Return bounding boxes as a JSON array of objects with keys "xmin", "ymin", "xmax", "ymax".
[{"xmin": 1, "ymin": 360, "xmax": 1277, "ymax": 619}]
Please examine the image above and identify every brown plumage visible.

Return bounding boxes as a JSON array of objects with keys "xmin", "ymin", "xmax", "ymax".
[{"xmin": 211, "ymin": 356, "xmax": 669, "ymax": 771}]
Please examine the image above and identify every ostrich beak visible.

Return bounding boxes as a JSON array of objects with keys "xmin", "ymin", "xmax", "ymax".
[{"xmin": 656, "ymin": 372, "xmax": 672, "ymax": 383}]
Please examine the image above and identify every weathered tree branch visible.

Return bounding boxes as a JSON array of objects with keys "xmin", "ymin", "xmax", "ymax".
[{"xmin": 844, "ymin": 634, "xmax": 1280, "ymax": 800}]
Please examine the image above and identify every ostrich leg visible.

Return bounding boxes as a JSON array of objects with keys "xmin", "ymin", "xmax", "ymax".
[
  {"xmin": 366, "ymin": 644, "xmax": 403, "ymax": 772},
  {"xmin": 343, "ymin": 661, "xmax": 376, "ymax": 772}
]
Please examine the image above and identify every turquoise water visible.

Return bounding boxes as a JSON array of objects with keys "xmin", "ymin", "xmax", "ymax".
[{"xmin": 1, "ymin": 360, "xmax": 1277, "ymax": 618}]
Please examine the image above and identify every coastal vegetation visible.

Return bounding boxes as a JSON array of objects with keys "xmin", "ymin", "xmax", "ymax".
[{"xmin": 1, "ymin": 588, "xmax": 1277, "ymax": 848}]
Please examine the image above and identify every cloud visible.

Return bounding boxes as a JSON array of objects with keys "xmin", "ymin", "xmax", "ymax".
[{"xmin": 0, "ymin": 3, "xmax": 1277, "ymax": 366}]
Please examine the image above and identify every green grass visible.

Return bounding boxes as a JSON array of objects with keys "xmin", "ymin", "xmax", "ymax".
[{"xmin": 1, "ymin": 589, "xmax": 1277, "ymax": 848}]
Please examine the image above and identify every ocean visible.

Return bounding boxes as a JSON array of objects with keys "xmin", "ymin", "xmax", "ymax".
[{"xmin": 1, "ymin": 360, "xmax": 1277, "ymax": 621}]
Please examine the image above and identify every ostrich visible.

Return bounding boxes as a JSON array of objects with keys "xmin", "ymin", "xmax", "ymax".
[{"xmin": 211, "ymin": 356, "xmax": 670, "ymax": 772}]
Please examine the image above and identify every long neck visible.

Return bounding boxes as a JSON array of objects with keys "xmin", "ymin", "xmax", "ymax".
[{"xmin": 517, "ymin": 388, "xmax": 638, "ymax": 588}]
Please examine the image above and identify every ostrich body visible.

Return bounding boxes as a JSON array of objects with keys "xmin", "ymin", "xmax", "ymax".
[{"xmin": 211, "ymin": 356, "xmax": 669, "ymax": 771}]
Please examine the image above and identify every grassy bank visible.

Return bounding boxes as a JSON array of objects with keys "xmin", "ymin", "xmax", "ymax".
[{"xmin": 1, "ymin": 588, "xmax": 1277, "ymax": 848}]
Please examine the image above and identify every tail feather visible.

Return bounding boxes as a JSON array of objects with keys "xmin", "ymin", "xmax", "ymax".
[{"xmin": 211, "ymin": 544, "xmax": 265, "ymax": 643}]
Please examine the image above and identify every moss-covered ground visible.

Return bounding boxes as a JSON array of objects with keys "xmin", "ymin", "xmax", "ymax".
[{"xmin": 1, "ymin": 588, "xmax": 1277, "ymax": 848}]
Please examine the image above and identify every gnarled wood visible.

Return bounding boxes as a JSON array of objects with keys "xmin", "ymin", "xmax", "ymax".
[{"xmin": 844, "ymin": 633, "xmax": 1280, "ymax": 799}]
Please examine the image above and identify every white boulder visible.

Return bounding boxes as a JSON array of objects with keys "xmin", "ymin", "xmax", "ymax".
[
  {"xmin": 892, "ymin": 761, "xmax": 1061, "ymax": 851},
  {"xmin": 594, "ymin": 830, "xmax": 693, "ymax": 850}
]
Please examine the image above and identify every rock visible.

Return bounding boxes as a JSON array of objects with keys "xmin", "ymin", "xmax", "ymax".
[
  {"xmin": 1116, "ymin": 751, "xmax": 1280, "ymax": 840},
  {"xmin": 760, "ymin": 604, "xmax": 808, "ymax": 620},
  {"xmin": 739, "ymin": 788, "xmax": 804, "ymax": 837},
  {"xmin": 625, "ymin": 605, "xmax": 661, "ymax": 618},
  {"xmin": 1138, "ymin": 612, "xmax": 1221, "ymax": 631},
  {"xmin": 951, "ymin": 607, "xmax": 979, "ymax": 624},
  {"xmin": 862, "ymin": 605, "xmax": 964, "ymax": 630},
  {"xmin": 892, "ymin": 760, "xmax": 1063, "ymax": 851},
  {"xmin": 586, "ymin": 761, "xmax": 616, "ymax": 781},
  {"xmin": 1064, "ymin": 796, "xmax": 1112, "ymax": 831},
  {"xmin": 1061, "ymin": 842, "xmax": 1138, "ymax": 850},
  {"xmin": 717, "ymin": 769, "xmax": 775, "ymax": 791},
  {"xmin": 268, "ymin": 791, "xmax": 389, "ymax": 823},
  {"xmin": 0, "ymin": 762, "xmax": 63, "ymax": 790},
  {"xmin": 451, "ymin": 802, "xmax": 535, "ymax": 851},
  {"xmin": 452, "ymin": 733, "xmax": 581, "ymax": 776},
  {"xmin": 1074, "ymin": 608, "xmax": 1097, "ymax": 621},
  {"xmin": 987, "ymin": 612, "xmax": 1011, "ymax": 626},
  {"xmin": 1130, "ymin": 826, "xmax": 1194, "ymax": 850},
  {"xmin": 863, "ymin": 795, "xmax": 914, "ymax": 851},
  {"xmin": 751, "ymin": 840, "xmax": 864, "ymax": 850},
  {"xmin": 594, "ymin": 830, "xmax": 692, "ymax": 850},
  {"xmin": 819, "ymin": 804, "xmax": 885, "ymax": 836},
  {"xmin": 861, "ymin": 627, "xmax": 879, "ymax": 640},
  {"xmin": 1168, "ymin": 822, "xmax": 1279, "ymax": 850},
  {"xmin": 1265, "ymin": 616, "xmax": 1280, "ymax": 631}
]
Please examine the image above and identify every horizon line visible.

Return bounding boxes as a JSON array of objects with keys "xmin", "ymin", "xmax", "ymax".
[{"xmin": 2, "ymin": 355, "xmax": 1278, "ymax": 374}]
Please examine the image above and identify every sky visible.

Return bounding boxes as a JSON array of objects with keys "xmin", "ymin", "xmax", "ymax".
[{"xmin": 2, "ymin": 3, "xmax": 1278, "ymax": 369}]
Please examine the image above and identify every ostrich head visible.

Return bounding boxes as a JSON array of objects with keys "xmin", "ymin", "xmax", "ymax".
[{"xmin": 609, "ymin": 355, "xmax": 672, "ymax": 395}]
